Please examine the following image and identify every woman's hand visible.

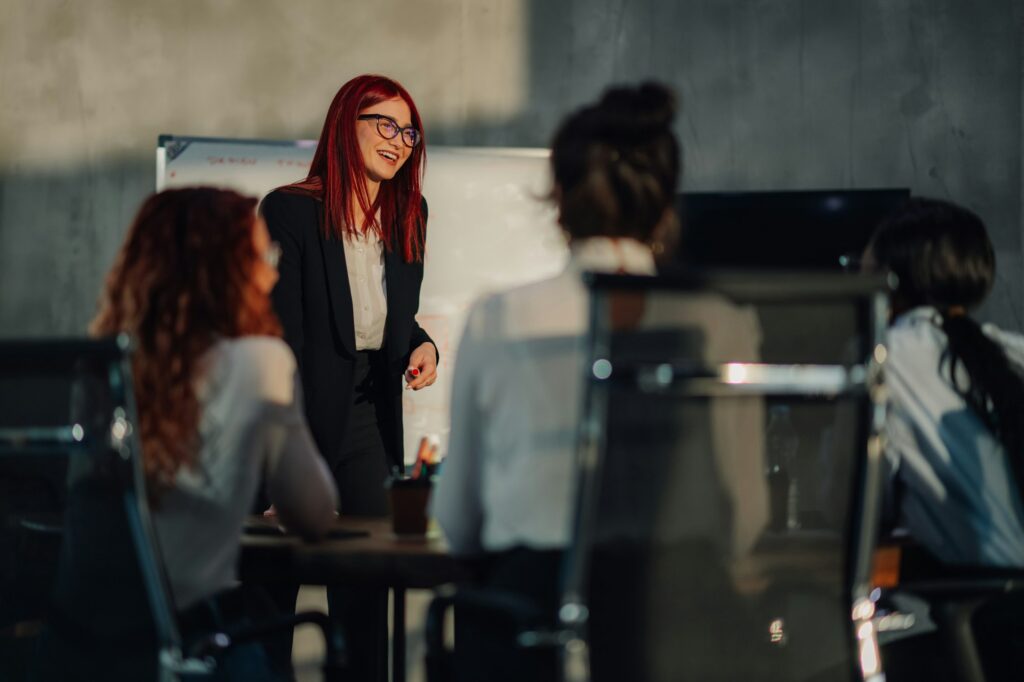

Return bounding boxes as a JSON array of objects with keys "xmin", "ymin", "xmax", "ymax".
[{"xmin": 405, "ymin": 342, "xmax": 438, "ymax": 390}]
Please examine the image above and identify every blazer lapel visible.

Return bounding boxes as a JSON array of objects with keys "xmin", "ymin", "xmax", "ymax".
[
  {"xmin": 383, "ymin": 246, "xmax": 405, "ymax": 364},
  {"xmin": 319, "ymin": 232, "xmax": 357, "ymax": 357}
]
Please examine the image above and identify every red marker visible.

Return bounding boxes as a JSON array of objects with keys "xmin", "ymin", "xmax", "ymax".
[{"xmin": 408, "ymin": 368, "xmax": 420, "ymax": 377}]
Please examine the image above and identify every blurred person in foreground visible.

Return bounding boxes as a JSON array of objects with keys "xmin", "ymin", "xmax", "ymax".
[
  {"xmin": 432, "ymin": 83, "xmax": 766, "ymax": 682},
  {"xmin": 91, "ymin": 187, "xmax": 337, "ymax": 679}
]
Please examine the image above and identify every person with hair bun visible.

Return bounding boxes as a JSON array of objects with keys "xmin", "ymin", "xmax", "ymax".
[
  {"xmin": 88, "ymin": 187, "xmax": 338, "ymax": 678},
  {"xmin": 866, "ymin": 198, "xmax": 1024, "ymax": 567},
  {"xmin": 435, "ymin": 82, "xmax": 682, "ymax": 559},
  {"xmin": 548, "ymin": 82, "xmax": 682, "ymax": 256},
  {"xmin": 259, "ymin": 74, "xmax": 437, "ymax": 681},
  {"xmin": 432, "ymin": 83, "xmax": 765, "ymax": 681}
]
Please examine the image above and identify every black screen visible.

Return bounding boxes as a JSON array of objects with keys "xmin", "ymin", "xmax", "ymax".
[{"xmin": 676, "ymin": 189, "xmax": 910, "ymax": 270}]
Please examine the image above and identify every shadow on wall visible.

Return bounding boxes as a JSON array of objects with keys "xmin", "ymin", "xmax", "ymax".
[
  {"xmin": 391, "ymin": 0, "xmax": 1024, "ymax": 331},
  {"xmin": 361, "ymin": 0, "xmax": 1024, "ymax": 329},
  {"xmin": 0, "ymin": 159, "xmax": 154, "ymax": 337},
  {"xmin": 0, "ymin": 0, "xmax": 1021, "ymax": 335}
]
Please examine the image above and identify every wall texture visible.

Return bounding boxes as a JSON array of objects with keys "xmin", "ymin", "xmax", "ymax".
[{"xmin": 2, "ymin": 0, "xmax": 1022, "ymax": 334}]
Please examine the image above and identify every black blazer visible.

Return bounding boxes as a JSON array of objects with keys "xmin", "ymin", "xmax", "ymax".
[{"xmin": 260, "ymin": 189, "xmax": 435, "ymax": 472}]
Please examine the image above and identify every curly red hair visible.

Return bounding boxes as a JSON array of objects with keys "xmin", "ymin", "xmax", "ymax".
[{"xmin": 91, "ymin": 187, "xmax": 282, "ymax": 493}]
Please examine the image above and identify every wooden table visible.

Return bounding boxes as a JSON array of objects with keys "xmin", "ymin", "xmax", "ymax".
[{"xmin": 241, "ymin": 516, "xmax": 466, "ymax": 682}]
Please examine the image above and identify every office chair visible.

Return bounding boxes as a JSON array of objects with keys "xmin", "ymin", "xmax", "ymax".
[
  {"xmin": 0, "ymin": 337, "xmax": 344, "ymax": 682},
  {"xmin": 876, "ymin": 541, "xmax": 1024, "ymax": 682},
  {"xmin": 427, "ymin": 270, "xmax": 891, "ymax": 682},
  {"xmin": 557, "ymin": 271, "xmax": 891, "ymax": 682}
]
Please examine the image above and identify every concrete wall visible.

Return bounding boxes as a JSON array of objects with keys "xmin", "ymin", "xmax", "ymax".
[{"xmin": 2, "ymin": 0, "xmax": 1022, "ymax": 334}]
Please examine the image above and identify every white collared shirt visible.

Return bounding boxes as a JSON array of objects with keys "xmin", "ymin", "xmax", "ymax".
[
  {"xmin": 884, "ymin": 306, "xmax": 1024, "ymax": 566},
  {"xmin": 344, "ymin": 229, "xmax": 387, "ymax": 351},
  {"xmin": 432, "ymin": 237, "xmax": 767, "ymax": 556}
]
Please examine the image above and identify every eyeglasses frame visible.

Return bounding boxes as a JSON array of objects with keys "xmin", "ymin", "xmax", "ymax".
[{"xmin": 357, "ymin": 113, "xmax": 421, "ymax": 148}]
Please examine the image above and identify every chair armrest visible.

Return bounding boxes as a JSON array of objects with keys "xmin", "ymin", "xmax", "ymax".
[
  {"xmin": 426, "ymin": 585, "xmax": 549, "ymax": 649},
  {"xmin": 188, "ymin": 610, "xmax": 346, "ymax": 682},
  {"xmin": 889, "ymin": 556, "xmax": 1024, "ymax": 682},
  {"xmin": 899, "ymin": 576, "xmax": 1024, "ymax": 598},
  {"xmin": 424, "ymin": 589, "xmax": 456, "ymax": 682},
  {"xmin": 432, "ymin": 586, "xmax": 547, "ymax": 626},
  {"xmin": 425, "ymin": 585, "xmax": 558, "ymax": 682},
  {"xmin": 893, "ymin": 541, "xmax": 1024, "ymax": 598}
]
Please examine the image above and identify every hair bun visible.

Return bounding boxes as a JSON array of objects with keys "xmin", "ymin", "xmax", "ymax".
[
  {"xmin": 590, "ymin": 82, "xmax": 676, "ymax": 147},
  {"xmin": 548, "ymin": 79, "xmax": 681, "ymax": 245}
]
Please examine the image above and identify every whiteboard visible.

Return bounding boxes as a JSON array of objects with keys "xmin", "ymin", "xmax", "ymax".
[{"xmin": 158, "ymin": 135, "xmax": 568, "ymax": 462}]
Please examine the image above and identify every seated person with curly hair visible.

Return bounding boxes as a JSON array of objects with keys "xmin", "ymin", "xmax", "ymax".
[{"xmin": 86, "ymin": 187, "xmax": 337, "ymax": 679}]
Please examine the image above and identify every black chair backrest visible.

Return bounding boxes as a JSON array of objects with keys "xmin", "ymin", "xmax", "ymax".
[
  {"xmin": 562, "ymin": 272, "xmax": 890, "ymax": 682},
  {"xmin": 0, "ymin": 337, "xmax": 183, "ymax": 680}
]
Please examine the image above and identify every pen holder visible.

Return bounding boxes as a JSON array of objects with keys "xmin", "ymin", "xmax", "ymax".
[{"xmin": 386, "ymin": 475, "xmax": 433, "ymax": 536}]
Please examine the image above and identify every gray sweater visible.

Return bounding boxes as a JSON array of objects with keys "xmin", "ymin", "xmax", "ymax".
[{"xmin": 153, "ymin": 336, "xmax": 337, "ymax": 610}]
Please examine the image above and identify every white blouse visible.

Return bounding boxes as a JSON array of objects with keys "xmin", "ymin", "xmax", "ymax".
[
  {"xmin": 344, "ymin": 229, "xmax": 387, "ymax": 351},
  {"xmin": 432, "ymin": 237, "xmax": 767, "ymax": 556}
]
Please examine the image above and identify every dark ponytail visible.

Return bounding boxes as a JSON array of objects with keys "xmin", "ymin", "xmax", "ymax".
[
  {"xmin": 867, "ymin": 197, "xmax": 1024, "ymax": 495},
  {"xmin": 940, "ymin": 314, "xmax": 1024, "ymax": 491}
]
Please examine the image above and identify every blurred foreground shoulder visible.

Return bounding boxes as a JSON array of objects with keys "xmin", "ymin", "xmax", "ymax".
[
  {"xmin": 260, "ymin": 189, "xmax": 319, "ymax": 238},
  {"xmin": 226, "ymin": 336, "xmax": 298, "ymax": 405}
]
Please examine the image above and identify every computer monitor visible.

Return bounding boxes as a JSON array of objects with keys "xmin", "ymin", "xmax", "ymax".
[{"xmin": 676, "ymin": 189, "xmax": 910, "ymax": 270}]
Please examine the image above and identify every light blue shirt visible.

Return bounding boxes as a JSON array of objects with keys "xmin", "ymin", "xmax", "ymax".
[{"xmin": 884, "ymin": 306, "xmax": 1024, "ymax": 566}]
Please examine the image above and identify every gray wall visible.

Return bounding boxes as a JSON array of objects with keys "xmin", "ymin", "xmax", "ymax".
[{"xmin": 2, "ymin": 0, "xmax": 1022, "ymax": 334}]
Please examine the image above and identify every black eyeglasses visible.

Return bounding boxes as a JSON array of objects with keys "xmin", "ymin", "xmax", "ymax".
[{"xmin": 357, "ymin": 114, "xmax": 421, "ymax": 148}]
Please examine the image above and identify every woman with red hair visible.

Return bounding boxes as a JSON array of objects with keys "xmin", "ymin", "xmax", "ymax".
[
  {"xmin": 89, "ymin": 187, "xmax": 338, "ymax": 677},
  {"xmin": 259, "ymin": 74, "xmax": 437, "ymax": 680}
]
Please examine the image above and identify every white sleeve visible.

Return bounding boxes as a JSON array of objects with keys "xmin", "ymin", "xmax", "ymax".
[
  {"xmin": 718, "ymin": 304, "xmax": 768, "ymax": 556},
  {"xmin": 251, "ymin": 340, "xmax": 339, "ymax": 540},
  {"xmin": 878, "ymin": 330, "xmax": 917, "ymax": 530},
  {"xmin": 880, "ymin": 408, "xmax": 905, "ymax": 531},
  {"xmin": 430, "ymin": 305, "xmax": 486, "ymax": 555}
]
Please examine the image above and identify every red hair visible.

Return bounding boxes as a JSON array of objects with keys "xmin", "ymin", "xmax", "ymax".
[
  {"xmin": 91, "ymin": 187, "xmax": 282, "ymax": 494},
  {"xmin": 285, "ymin": 74, "xmax": 426, "ymax": 262}
]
